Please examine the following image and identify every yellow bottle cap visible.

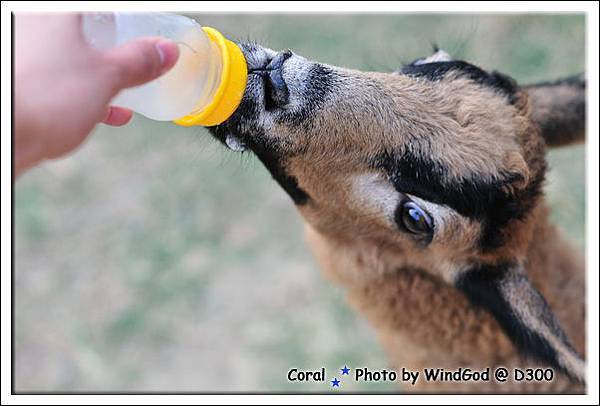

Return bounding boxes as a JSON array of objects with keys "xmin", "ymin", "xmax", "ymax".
[{"xmin": 173, "ymin": 27, "xmax": 247, "ymax": 127}]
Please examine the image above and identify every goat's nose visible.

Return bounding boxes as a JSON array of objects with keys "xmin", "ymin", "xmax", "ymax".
[
  {"xmin": 266, "ymin": 49, "xmax": 292, "ymax": 70},
  {"xmin": 265, "ymin": 50, "xmax": 292, "ymax": 109}
]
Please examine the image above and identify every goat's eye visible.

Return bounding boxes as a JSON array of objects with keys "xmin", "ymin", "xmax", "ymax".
[{"xmin": 399, "ymin": 201, "xmax": 433, "ymax": 235}]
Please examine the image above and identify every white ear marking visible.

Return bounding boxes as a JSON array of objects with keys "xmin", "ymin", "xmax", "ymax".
[{"xmin": 414, "ymin": 49, "xmax": 453, "ymax": 65}]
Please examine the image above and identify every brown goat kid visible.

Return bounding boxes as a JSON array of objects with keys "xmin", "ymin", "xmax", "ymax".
[{"xmin": 208, "ymin": 45, "xmax": 586, "ymax": 392}]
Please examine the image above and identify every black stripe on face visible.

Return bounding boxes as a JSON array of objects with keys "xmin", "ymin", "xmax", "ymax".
[
  {"xmin": 373, "ymin": 150, "xmax": 544, "ymax": 250},
  {"xmin": 400, "ymin": 61, "xmax": 518, "ymax": 104},
  {"xmin": 456, "ymin": 263, "xmax": 579, "ymax": 381},
  {"xmin": 249, "ymin": 139, "xmax": 310, "ymax": 205},
  {"xmin": 208, "ymin": 125, "xmax": 310, "ymax": 206},
  {"xmin": 276, "ymin": 63, "xmax": 337, "ymax": 129}
]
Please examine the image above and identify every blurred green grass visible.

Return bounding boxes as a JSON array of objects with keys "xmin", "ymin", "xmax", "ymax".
[{"xmin": 14, "ymin": 14, "xmax": 585, "ymax": 391}]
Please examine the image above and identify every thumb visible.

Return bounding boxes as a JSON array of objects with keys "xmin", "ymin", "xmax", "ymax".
[{"xmin": 102, "ymin": 38, "xmax": 179, "ymax": 91}]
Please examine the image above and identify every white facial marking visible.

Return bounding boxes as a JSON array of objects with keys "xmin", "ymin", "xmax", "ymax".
[
  {"xmin": 351, "ymin": 173, "xmax": 401, "ymax": 225},
  {"xmin": 281, "ymin": 54, "xmax": 319, "ymax": 112}
]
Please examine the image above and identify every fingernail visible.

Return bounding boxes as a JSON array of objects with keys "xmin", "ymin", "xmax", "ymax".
[{"xmin": 155, "ymin": 40, "xmax": 179, "ymax": 73}]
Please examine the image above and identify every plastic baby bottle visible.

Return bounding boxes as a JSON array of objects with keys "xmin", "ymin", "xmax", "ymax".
[{"xmin": 82, "ymin": 12, "xmax": 247, "ymax": 126}]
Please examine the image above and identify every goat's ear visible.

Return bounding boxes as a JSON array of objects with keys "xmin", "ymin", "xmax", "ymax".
[
  {"xmin": 524, "ymin": 74, "xmax": 585, "ymax": 147},
  {"xmin": 413, "ymin": 48, "xmax": 453, "ymax": 65},
  {"xmin": 455, "ymin": 262, "xmax": 585, "ymax": 383},
  {"xmin": 397, "ymin": 48, "xmax": 453, "ymax": 73}
]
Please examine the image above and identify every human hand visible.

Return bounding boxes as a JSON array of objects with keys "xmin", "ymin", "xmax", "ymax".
[{"xmin": 14, "ymin": 13, "xmax": 180, "ymax": 177}]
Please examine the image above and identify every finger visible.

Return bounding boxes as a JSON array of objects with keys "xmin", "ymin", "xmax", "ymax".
[
  {"xmin": 102, "ymin": 38, "xmax": 179, "ymax": 91},
  {"xmin": 103, "ymin": 106, "xmax": 133, "ymax": 126}
]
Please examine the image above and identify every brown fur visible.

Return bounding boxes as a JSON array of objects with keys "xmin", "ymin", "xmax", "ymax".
[
  {"xmin": 291, "ymin": 75, "xmax": 539, "ymax": 265},
  {"xmin": 291, "ymin": 73, "xmax": 585, "ymax": 392},
  {"xmin": 213, "ymin": 45, "xmax": 586, "ymax": 392},
  {"xmin": 306, "ymin": 203, "xmax": 584, "ymax": 392}
]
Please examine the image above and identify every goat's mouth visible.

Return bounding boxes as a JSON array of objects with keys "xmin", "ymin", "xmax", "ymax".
[
  {"xmin": 249, "ymin": 50, "xmax": 292, "ymax": 110},
  {"xmin": 208, "ymin": 42, "xmax": 334, "ymax": 163},
  {"xmin": 209, "ymin": 46, "xmax": 293, "ymax": 153}
]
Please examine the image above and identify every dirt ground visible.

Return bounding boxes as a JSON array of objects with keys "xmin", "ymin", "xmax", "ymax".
[{"xmin": 14, "ymin": 14, "xmax": 585, "ymax": 392}]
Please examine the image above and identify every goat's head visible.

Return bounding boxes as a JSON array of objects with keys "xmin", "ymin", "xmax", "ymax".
[{"xmin": 208, "ymin": 44, "xmax": 586, "ymax": 381}]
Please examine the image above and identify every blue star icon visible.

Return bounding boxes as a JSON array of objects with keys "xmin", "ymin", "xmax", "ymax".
[
  {"xmin": 341, "ymin": 365, "xmax": 350, "ymax": 375},
  {"xmin": 331, "ymin": 377, "xmax": 341, "ymax": 388}
]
